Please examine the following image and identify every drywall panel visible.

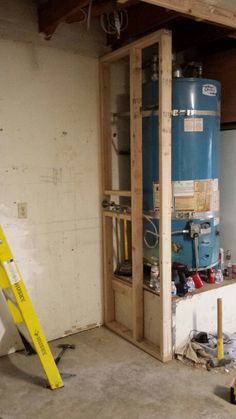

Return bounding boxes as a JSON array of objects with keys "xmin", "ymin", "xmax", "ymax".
[
  {"xmin": 174, "ymin": 283, "xmax": 236, "ymax": 348},
  {"xmin": 220, "ymin": 129, "xmax": 236, "ymax": 260},
  {"xmin": 0, "ymin": 37, "xmax": 103, "ymax": 355}
]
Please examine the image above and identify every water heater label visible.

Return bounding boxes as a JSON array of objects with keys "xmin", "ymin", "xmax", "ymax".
[
  {"xmin": 173, "ymin": 180, "xmax": 194, "ymax": 197},
  {"xmin": 202, "ymin": 84, "xmax": 217, "ymax": 96},
  {"xmin": 184, "ymin": 118, "xmax": 203, "ymax": 132}
]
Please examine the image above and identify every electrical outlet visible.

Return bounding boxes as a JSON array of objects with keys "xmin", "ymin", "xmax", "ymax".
[{"xmin": 18, "ymin": 202, "xmax": 27, "ymax": 219}]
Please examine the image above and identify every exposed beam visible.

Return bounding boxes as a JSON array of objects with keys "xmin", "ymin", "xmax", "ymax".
[
  {"xmin": 119, "ymin": 0, "xmax": 236, "ymax": 29},
  {"xmin": 38, "ymin": 0, "xmax": 89, "ymax": 39},
  {"xmin": 38, "ymin": 0, "xmax": 138, "ymax": 39}
]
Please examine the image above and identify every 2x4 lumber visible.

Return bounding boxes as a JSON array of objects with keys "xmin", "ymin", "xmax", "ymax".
[
  {"xmin": 139, "ymin": 0, "xmax": 236, "ymax": 29},
  {"xmin": 107, "ymin": 321, "xmax": 162, "ymax": 360},
  {"xmin": 100, "ymin": 63, "xmax": 112, "ymax": 191},
  {"xmin": 130, "ymin": 48, "xmax": 144, "ymax": 342},
  {"xmin": 158, "ymin": 31, "xmax": 172, "ymax": 361},
  {"xmin": 102, "ymin": 216, "xmax": 115, "ymax": 323},
  {"xmin": 100, "ymin": 29, "xmax": 168, "ymax": 63},
  {"xmin": 100, "ymin": 61, "xmax": 115, "ymax": 324},
  {"xmin": 104, "ymin": 190, "xmax": 132, "ymax": 197}
]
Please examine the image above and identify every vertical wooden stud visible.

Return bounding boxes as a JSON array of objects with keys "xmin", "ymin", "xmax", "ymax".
[
  {"xmin": 159, "ymin": 31, "xmax": 172, "ymax": 361},
  {"xmin": 103, "ymin": 215, "xmax": 115, "ymax": 323},
  {"xmin": 130, "ymin": 48, "xmax": 144, "ymax": 341},
  {"xmin": 100, "ymin": 62, "xmax": 112, "ymax": 191},
  {"xmin": 100, "ymin": 62, "xmax": 115, "ymax": 323}
]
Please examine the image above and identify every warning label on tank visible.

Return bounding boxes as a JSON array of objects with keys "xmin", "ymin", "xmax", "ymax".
[
  {"xmin": 184, "ymin": 118, "xmax": 203, "ymax": 132},
  {"xmin": 3, "ymin": 259, "xmax": 21, "ymax": 285},
  {"xmin": 202, "ymin": 84, "xmax": 217, "ymax": 96},
  {"xmin": 173, "ymin": 180, "xmax": 194, "ymax": 197}
]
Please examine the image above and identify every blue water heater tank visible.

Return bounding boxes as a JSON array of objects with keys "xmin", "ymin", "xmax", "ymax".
[{"xmin": 143, "ymin": 78, "xmax": 221, "ymax": 270}]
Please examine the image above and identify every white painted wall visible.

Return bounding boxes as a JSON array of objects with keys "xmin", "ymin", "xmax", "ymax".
[
  {"xmin": 174, "ymin": 283, "xmax": 236, "ymax": 348},
  {"xmin": 220, "ymin": 129, "xmax": 236, "ymax": 260},
  {"xmin": 172, "ymin": 129, "xmax": 236, "ymax": 349},
  {"xmin": 0, "ymin": 0, "xmax": 107, "ymax": 356}
]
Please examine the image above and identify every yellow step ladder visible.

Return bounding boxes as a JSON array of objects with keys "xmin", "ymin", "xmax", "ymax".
[{"xmin": 0, "ymin": 225, "xmax": 64, "ymax": 390}]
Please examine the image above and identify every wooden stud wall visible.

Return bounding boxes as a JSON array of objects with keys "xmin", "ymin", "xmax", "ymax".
[{"xmin": 100, "ymin": 29, "xmax": 172, "ymax": 362}]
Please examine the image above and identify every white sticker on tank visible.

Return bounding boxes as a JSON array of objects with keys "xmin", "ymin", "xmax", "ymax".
[
  {"xmin": 202, "ymin": 84, "xmax": 217, "ymax": 96},
  {"xmin": 173, "ymin": 180, "xmax": 194, "ymax": 197},
  {"xmin": 3, "ymin": 259, "xmax": 21, "ymax": 285},
  {"xmin": 184, "ymin": 118, "xmax": 203, "ymax": 132}
]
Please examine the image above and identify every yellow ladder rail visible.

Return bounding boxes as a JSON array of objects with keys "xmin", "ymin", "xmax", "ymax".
[{"xmin": 0, "ymin": 225, "xmax": 64, "ymax": 390}]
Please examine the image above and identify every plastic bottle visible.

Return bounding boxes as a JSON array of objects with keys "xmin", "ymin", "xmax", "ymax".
[
  {"xmin": 171, "ymin": 281, "xmax": 177, "ymax": 296},
  {"xmin": 150, "ymin": 262, "xmax": 159, "ymax": 289},
  {"xmin": 186, "ymin": 276, "xmax": 195, "ymax": 292},
  {"xmin": 215, "ymin": 268, "xmax": 224, "ymax": 284}
]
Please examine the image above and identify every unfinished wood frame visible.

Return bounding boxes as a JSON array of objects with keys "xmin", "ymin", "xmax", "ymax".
[
  {"xmin": 100, "ymin": 29, "xmax": 172, "ymax": 362},
  {"xmin": 118, "ymin": 0, "xmax": 236, "ymax": 29}
]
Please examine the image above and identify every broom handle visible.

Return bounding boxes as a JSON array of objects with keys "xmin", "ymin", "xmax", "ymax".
[
  {"xmin": 217, "ymin": 298, "xmax": 224, "ymax": 360},
  {"xmin": 124, "ymin": 211, "xmax": 129, "ymax": 262}
]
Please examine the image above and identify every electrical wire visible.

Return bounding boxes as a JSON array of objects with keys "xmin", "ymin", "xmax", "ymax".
[
  {"xmin": 100, "ymin": 9, "xmax": 128, "ymax": 38},
  {"xmin": 87, "ymin": 0, "xmax": 93, "ymax": 31},
  {"xmin": 143, "ymin": 214, "xmax": 159, "ymax": 249}
]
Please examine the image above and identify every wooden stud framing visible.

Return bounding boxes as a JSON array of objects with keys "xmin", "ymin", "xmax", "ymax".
[
  {"xmin": 100, "ymin": 29, "xmax": 172, "ymax": 362},
  {"xmin": 102, "ymin": 215, "xmax": 115, "ymax": 323},
  {"xmin": 100, "ymin": 62, "xmax": 115, "ymax": 324},
  {"xmin": 104, "ymin": 190, "xmax": 132, "ymax": 197},
  {"xmin": 130, "ymin": 48, "xmax": 143, "ymax": 341},
  {"xmin": 100, "ymin": 63, "xmax": 112, "ymax": 191},
  {"xmin": 159, "ymin": 32, "xmax": 172, "ymax": 361}
]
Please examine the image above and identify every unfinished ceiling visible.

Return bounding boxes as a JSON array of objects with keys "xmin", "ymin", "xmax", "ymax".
[{"xmin": 37, "ymin": 0, "xmax": 236, "ymax": 56}]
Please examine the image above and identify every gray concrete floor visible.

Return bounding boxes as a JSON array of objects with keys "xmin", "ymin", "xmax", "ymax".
[{"xmin": 0, "ymin": 327, "xmax": 236, "ymax": 419}]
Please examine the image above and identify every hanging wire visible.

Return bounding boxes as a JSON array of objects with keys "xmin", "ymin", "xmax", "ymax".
[
  {"xmin": 87, "ymin": 0, "xmax": 93, "ymax": 31},
  {"xmin": 100, "ymin": 9, "xmax": 128, "ymax": 39}
]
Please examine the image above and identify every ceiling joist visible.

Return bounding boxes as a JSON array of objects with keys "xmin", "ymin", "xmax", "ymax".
[{"xmin": 119, "ymin": 0, "xmax": 236, "ymax": 29}]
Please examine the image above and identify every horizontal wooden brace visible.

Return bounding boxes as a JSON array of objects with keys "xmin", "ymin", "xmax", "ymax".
[
  {"xmin": 100, "ymin": 29, "xmax": 170, "ymax": 63},
  {"xmin": 106, "ymin": 321, "xmax": 162, "ymax": 360},
  {"xmin": 104, "ymin": 190, "xmax": 132, "ymax": 197}
]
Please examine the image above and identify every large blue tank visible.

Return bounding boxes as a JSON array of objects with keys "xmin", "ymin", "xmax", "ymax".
[{"xmin": 143, "ymin": 78, "xmax": 221, "ymax": 270}]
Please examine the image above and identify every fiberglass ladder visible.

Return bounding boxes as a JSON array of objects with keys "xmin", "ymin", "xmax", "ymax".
[{"xmin": 0, "ymin": 225, "xmax": 64, "ymax": 390}]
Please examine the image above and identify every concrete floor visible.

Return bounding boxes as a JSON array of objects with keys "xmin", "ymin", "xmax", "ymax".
[{"xmin": 0, "ymin": 327, "xmax": 235, "ymax": 419}]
